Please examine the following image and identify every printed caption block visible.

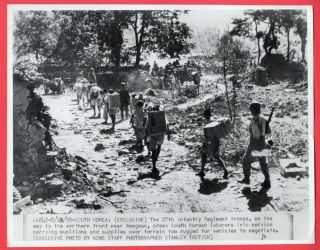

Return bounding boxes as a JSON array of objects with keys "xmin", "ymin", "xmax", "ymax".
[{"xmin": 17, "ymin": 213, "xmax": 293, "ymax": 242}]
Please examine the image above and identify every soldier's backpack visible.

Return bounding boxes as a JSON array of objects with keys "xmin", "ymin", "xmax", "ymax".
[
  {"xmin": 109, "ymin": 94, "xmax": 121, "ymax": 109},
  {"xmin": 148, "ymin": 111, "xmax": 167, "ymax": 134},
  {"xmin": 90, "ymin": 91, "xmax": 99, "ymax": 99}
]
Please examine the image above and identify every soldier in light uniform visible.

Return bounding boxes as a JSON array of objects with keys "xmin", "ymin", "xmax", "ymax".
[
  {"xmin": 107, "ymin": 89, "xmax": 119, "ymax": 131},
  {"xmin": 75, "ymin": 72, "xmax": 89, "ymax": 106},
  {"xmin": 238, "ymin": 102, "xmax": 271, "ymax": 188},
  {"xmin": 89, "ymin": 83, "xmax": 102, "ymax": 118}
]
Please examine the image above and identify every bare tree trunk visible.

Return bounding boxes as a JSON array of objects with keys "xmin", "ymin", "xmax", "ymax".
[
  {"xmin": 286, "ymin": 28, "xmax": 291, "ymax": 62},
  {"xmin": 223, "ymin": 62, "xmax": 233, "ymax": 121},
  {"xmin": 232, "ymin": 81, "xmax": 236, "ymax": 121},
  {"xmin": 254, "ymin": 20, "xmax": 261, "ymax": 65},
  {"xmin": 301, "ymin": 39, "xmax": 306, "ymax": 62},
  {"xmin": 135, "ymin": 47, "xmax": 141, "ymax": 68}
]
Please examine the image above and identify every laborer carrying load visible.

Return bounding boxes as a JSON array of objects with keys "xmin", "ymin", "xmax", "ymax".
[
  {"xmin": 145, "ymin": 101, "xmax": 170, "ymax": 174},
  {"xmin": 86, "ymin": 68, "xmax": 97, "ymax": 103},
  {"xmin": 89, "ymin": 83, "xmax": 102, "ymax": 118},
  {"xmin": 131, "ymin": 100, "xmax": 146, "ymax": 151},
  {"xmin": 107, "ymin": 89, "xmax": 121, "ymax": 131},
  {"xmin": 197, "ymin": 108, "xmax": 229, "ymax": 179},
  {"xmin": 238, "ymin": 101, "xmax": 272, "ymax": 188}
]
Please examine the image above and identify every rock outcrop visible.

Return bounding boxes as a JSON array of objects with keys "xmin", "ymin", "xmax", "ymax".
[{"xmin": 13, "ymin": 74, "xmax": 56, "ymax": 184}]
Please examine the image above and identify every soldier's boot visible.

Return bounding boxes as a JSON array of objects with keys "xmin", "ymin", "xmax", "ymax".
[
  {"xmin": 196, "ymin": 165, "xmax": 205, "ymax": 178},
  {"xmin": 238, "ymin": 177, "xmax": 250, "ymax": 185},
  {"xmin": 196, "ymin": 171, "xmax": 205, "ymax": 178},
  {"xmin": 223, "ymin": 170, "xmax": 229, "ymax": 179},
  {"xmin": 151, "ymin": 151, "xmax": 159, "ymax": 174},
  {"xmin": 261, "ymin": 180, "xmax": 271, "ymax": 188},
  {"xmin": 138, "ymin": 141, "xmax": 144, "ymax": 152}
]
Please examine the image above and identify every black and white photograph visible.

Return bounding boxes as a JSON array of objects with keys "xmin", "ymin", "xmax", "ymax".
[{"xmin": 8, "ymin": 4, "xmax": 314, "ymax": 245}]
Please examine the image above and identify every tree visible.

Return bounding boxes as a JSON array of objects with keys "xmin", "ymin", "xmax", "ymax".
[
  {"xmin": 230, "ymin": 11, "xmax": 265, "ymax": 65},
  {"xmin": 216, "ymin": 33, "xmax": 250, "ymax": 121},
  {"xmin": 14, "ymin": 11, "xmax": 58, "ymax": 62},
  {"xmin": 128, "ymin": 10, "xmax": 194, "ymax": 67},
  {"xmin": 80, "ymin": 41, "xmax": 109, "ymax": 69},
  {"xmin": 256, "ymin": 10, "xmax": 282, "ymax": 55},
  {"xmin": 149, "ymin": 11, "xmax": 194, "ymax": 59},
  {"xmin": 50, "ymin": 10, "xmax": 131, "ymax": 70},
  {"xmin": 279, "ymin": 10, "xmax": 301, "ymax": 62},
  {"xmin": 295, "ymin": 15, "xmax": 307, "ymax": 62},
  {"xmin": 14, "ymin": 10, "xmax": 194, "ymax": 72},
  {"xmin": 127, "ymin": 11, "xmax": 156, "ymax": 67},
  {"xmin": 195, "ymin": 27, "xmax": 221, "ymax": 72}
]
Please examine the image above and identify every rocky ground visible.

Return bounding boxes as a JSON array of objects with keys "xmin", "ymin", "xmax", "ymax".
[{"xmin": 19, "ymin": 76, "xmax": 310, "ymax": 214}]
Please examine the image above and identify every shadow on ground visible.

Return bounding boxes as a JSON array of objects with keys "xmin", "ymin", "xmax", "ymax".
[
  {"xmin": 100, "ymin": 128, "xmax": 115, "ymax": 134},
  {"xmin": 242, "ymin": 186, "xmax": 276, "ymax": 212},
  {"xmin": 137, "ymin": 170, "xmax": 170, "ymax": 181},
  {"xmin": 198, "ymin": 178, "xmax": 229, "ymax": 195}
]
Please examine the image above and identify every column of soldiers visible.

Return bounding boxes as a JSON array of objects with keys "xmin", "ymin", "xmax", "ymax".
[{"xmin": 72, "ymin": 67, "xmax": 273, "ymax": 189}]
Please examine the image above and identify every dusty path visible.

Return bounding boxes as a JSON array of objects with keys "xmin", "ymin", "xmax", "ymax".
[{"xmin": 23, "ymin": 87, "xmax": 309, "ymax": 214}]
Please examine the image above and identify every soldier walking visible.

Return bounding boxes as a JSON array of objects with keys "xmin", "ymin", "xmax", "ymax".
[
  {"xmin": 197, "ymin": 109, "xmax": 229, "ymax": 179},
  {"xmin": 146, "ymin": 103, "xmax": 170, "ymax": 174},
  {"xmin": 238, "ymin": 102, "xmax": 272, "ymax": 188},
  {"xmin": 119, "ymin": 82, "xmax": 130, "ymax": 120}
]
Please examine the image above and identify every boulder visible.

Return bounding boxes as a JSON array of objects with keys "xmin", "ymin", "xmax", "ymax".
[
  {"xmin": 255, "ymin": 67, "xmax": 269, "ymax": 87},
  {"xmin": 61, "ymin": 167, "xmax": 73, "ymax": 180},
  {"xmin": 75, "ymin": 155, "xmax": 87, "ymax": 163},
  {"xmin": 288, "ymin": 61, "xmax": 306, "ymax": 84},
  {"xmin": 279, "ymin": 158, "xmax": 306, "ymax": 177},
  {"xmin": 118, "ymin": 150, "xmax": 130, "ymax": 156},
  {"xmin": 145, "ymin": 88, "xmax": 156, "ymax": 96},
  {"xmin": 188, "ymin": 113, "xmax": 198, "ymax": 119},
  {"xmin": 94, "ymin": 143, "xmax": 105, "ymax": 151},
  {"xmin": 260, "ymin": 54, "xmax": 288, "ymax": 81},
  {"xmin": 46, "ymin": 179, "xmax": 64, "ymax": 197}
]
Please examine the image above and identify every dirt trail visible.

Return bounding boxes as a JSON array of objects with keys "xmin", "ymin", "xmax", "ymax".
[{"xmin": 22, "ymin": 86, "xmax": 309, "ymax": 214}]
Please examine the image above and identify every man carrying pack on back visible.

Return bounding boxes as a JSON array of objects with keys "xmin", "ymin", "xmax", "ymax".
[
  {"xmin": 89, "ymin": 83, "xmax": 102, "ymax": 118},
  {"xmin": 131, "ymin": 100, "xmax": 146, "ymax": 152},
  {"xmin": 197, "ymin": 108, "xmax": 229, "ymax": 179},
  {"xmin": 238, "ymin": 101, "xmax": 272, "ymax": 188},
  {"xmin": 107, "ymin": 89, "xmax": 121, "ymax": 131},
  {"xmin": 146, "ymin": 102, "xmax": 170, "ymax": 174}
]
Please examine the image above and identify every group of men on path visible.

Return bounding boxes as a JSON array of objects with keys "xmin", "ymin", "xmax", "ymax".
[
  {"xmin": 73, "ymin": 69, "xmax": 171, "ymax": 173},
  {"xmin": 199, "ymin": 102, "xmax": 272, "ymax": 189},
  {"xmin": 72, "ymin": 68, "xmax": 272, "ymax": 188},
  {"xmin": 130, "ymin": 99, "xmax": 171, "ymax": 174}
]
